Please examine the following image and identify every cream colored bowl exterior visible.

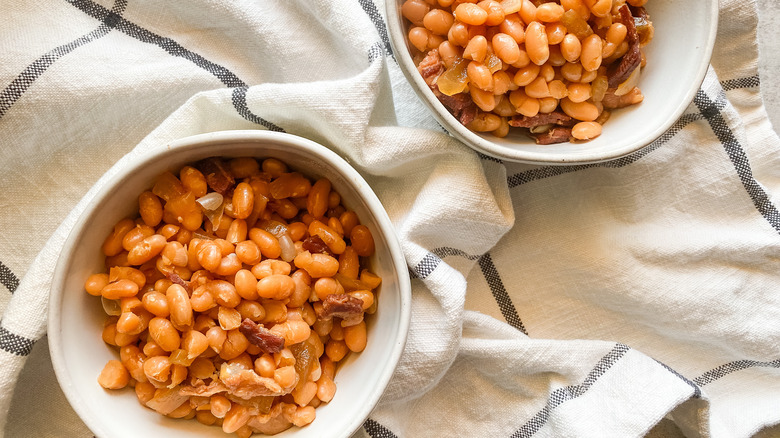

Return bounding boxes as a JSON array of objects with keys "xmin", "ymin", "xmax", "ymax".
[
  {"xmin": 387, "ymin": 0, "xmax": 718, "ymax": 164},
  {"xmin": 49, "ymin": 131, "xmax": 411, "ymax": 438}
]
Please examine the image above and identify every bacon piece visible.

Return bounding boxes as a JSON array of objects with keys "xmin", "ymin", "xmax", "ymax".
[
  {"xmin": 195, "ymin": 157, "xmax": 235, "ymax": 195},
  {"xmin": 417, "ymin": 49, "xmax": 478, "ymax": 126},
  {"xmin": 532, "ymin": 127, "xmax": 573, "ymax": 145},
  {"xmin": 607, "ymin": 5, "xmax": 642, "ymax": 88},
  {"xmin": 320, "ymin": 293, "xmax": 364, "ymax": 326},
  {"xmin": 302, "ymin": 235, "xmax": 335, "ymax": 257},
  {"xmin": 239, "ymin": 319, "xmax": 285, "ymax": 354},
  {"xmin": 417, "ymin": 49, "xmax": 445, "ymax": 86},
  {"xmin": 509, "ymin": 111, "xmax": 574, "ymax": 128},
  {"xmin": 433, "ymin": 87, "xmax": 478, "ymax": 126}
]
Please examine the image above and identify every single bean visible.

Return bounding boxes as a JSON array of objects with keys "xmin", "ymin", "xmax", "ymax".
[
  {"xmin": 127, "ymin": 234, "xmax": 166, "ymax": 265},
  {"xmin": 567, "ymin": 82, "xmax": 592, "ymax": 103},
  {"xmin": 535, "ymin": 2, "xmax": 563, "ymax": 22},
  {"xmin": 251, "ymin": 259, "xmax": 292, "ymax": 279},
  {"xmin": 513, "ymin": 63, "xmax": 540, "ymax": 87},
  {"xmin": 166, "ymin": 284, "xmax": 193, "ymax": 330},
  {"xmin": 580, "ymin": 33, "xmax": 603, "ymax": 72},
  {"xmin": 256, "ymin": 274, "xmax": 296, "ymax": 300},
  {"xmin": 248, "ymin": 228, "xmax": 282, "ymax": 259},
  {"xmin": 524, "ymin": 21, "xmax": 549, "ymax": 65},
  {"xmin": 454, "ymin": 3, "xmax": 488, "ymax": 25},
  {"xmin": 423, "ymin": 8, "xmax": 454, "ymax": 35},
  {"xmin": 294, "ymin": 251, "xmax": 339, "ymax": 278},
  {"xmin": 524, "ymin": 76, "xmax": 550, "ymax": 99},
  {"xmin": 190, "ymin": 286, "xmax": 216, "ymax": 313},
  {"xmin": 179, "ymin": 166, "xmax": 208, "ymax": 198},
  {"xmin": 538, "ymin": 96, "xmax": 559, "ymax": 114},
  {"xmin": 343, "ymin": 320, "xmax": 367, "ymax": 353},
  {"xmin": 219, "ymin": 329, "xmax": 249, "ymax": 360},
  {"xmin": 102, "ymin": 218, "xmax": 135, "ymax": 257},
  {"xmin": 85, "ymin": 273, "xmax": 109, "ymax": 296},
  {"xmin": 135, "ymin": 381, "xmax": 156, "ymax": 405},
  {"xmin": 466, "ymin": 111, "xmax": 501, "ymax": 132},
  {"xmin": 499, "ymin": 13, "xmax": 525, "ymax": 43},
  {"xmin": 401, "ymin": 0, "xmax": 430, "ymax": 25},
  {"xmin": 236, "ymin": 300, "xmax": 265, "ymax": 322},
  {"xmin": 560, "ymin": 33, "xmax": 582, "ymax": 63},
  {"xmin": 482, "ymin": 0, "xmax": 505, "ymax": 26},
  {"xmin": 571, "ymin": 121, "xmax": 602, "ymax": 140},
  {"xmin": 447, "ymin": 21, "xmax": 470, "ymax": 47},
  {"xmin": 509, "ymin": 89, "xmax": 540, "ymax": 117},
  {"xmin": 218, "ymin": 306, "xmax": 242, "ymax": 331},
  {"xmin": 463, "ymin": 35, "xmax": 488, "ymax": 63},
  {"xmin": 119, "ymin": 344, "xmax": 148, "ymax": 382},
  {"xmin": 560, "ymin": 97, "xmax": 599, "ymax": 121},
  {"xmin": 228, "ymin": 157, "xmax": 260, "ymax": 179},
  {"xmin": 408, "ymin": 26, "xmax": 430, "ymax": 52},
  {"xmin": 350, "ymin": 225, "xmax": 375, "ymax": 257},
  {"xmin": 548, "ymin": 80, "xmax": 568, "ymax": 100},
  {"xmin": 325, "ymin": 339, "xmax": 348, "ymax": 362},
  {"xmin": 492, "ymin": 33, "xmax": 521, "ymax": 65},
  {"xmin": 122, "ymin": 224, "xmax": 155, "ymax": 253},
  {"xmin": 317, "ymin": 375, "xmax": 337, "ymax": 403},
  {"xmin": 101, "ymin": 279, "xmax": 139, "ymax": 300},
  {"xmin": 148, "ymin": 317, "xmax": 181, "ymax": 352},
  {"xmin": 586, "ymin": 0, "xmax": 611, "ymax": 17},
  {"xmin": 494, "ymin": 0, "xmax": 519, "ymax": 14},
  {"xmin": 143, "ymin": 355, "xmax": 171, "ymax": 385},
  {"xmin": 138, "ymin": 191, "xmax": 163, "ymax": 227},
  {"xmin": 518, "ymin": 0, "xmax": 537, "ymax": 24},
  {"xmin": 98, "ymin": 360, "xmax": 130, "ymax": 389},
  {"xmin": 561, "ymin": 0, "xmax": 590, "ymax": 20}
]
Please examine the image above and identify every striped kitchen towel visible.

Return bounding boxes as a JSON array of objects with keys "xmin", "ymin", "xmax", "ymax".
[{"xmin": 1, "ymin": 0, "xmax": 779, "ymax": 437}]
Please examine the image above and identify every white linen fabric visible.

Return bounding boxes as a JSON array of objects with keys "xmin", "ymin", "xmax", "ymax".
[{"xmin": 1, "ymin": 0, "xmax": 779, "ymax": 437}]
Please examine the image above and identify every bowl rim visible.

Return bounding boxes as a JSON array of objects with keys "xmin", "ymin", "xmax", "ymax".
[
  {"xmin": 385, "ymin": 0, "xmax": 720, "ymax": 165},
  {"xmin": 48, "ymin": 130, "xmax": 412, "ymax": 438}
]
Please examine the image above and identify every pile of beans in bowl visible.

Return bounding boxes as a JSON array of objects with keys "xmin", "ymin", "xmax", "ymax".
[
  {"xmin": 85, "ymin": 156, "xmax": 379, "ymax": 437},
  {"xmin": 403, "ymin": 0, "xmax": 655, "ymax": 143}
]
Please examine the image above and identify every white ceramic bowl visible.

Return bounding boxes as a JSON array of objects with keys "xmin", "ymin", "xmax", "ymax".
[
  {"xmin": 48, "ymin": 130, "xmax": 411, "ymax": 438},
  {"xmin": 386, "ymin": 0, "xmax": 718, "ymax": 164}
]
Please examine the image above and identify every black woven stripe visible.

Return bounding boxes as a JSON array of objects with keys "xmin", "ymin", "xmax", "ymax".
[
  {"xmin": 654, "ymin": 359, "xmax": 701, "ymax": 398},
  {"xmin": 411, "ymin": 247, "xmax": 483, "ymax": 279},
  {"xmin": 478, "ymin": 152, "xmax": 504, "ymax": 164},
  {"xmin": 67, "ymin": 0, "xmax": 280, "ymax": 129},
  {"xmin": 412, "ymin": 252, "xmax": 441, "ymax": 279},
  {"xmin": 432, "ymin": 246, "xmax": 481, "ymax": 260},
  {"xmin": 357, "ymin": 0, "xmax": 394, "ymax": 57},
  {"xmin": 368, "ymin": 41, "xmax": 384, "ymax": 63},
  {"xmin": 512, "ymin": 343, "xmax": 631, "ymax": 438},
  {"xmin": 694, "ymin": 90, "xmax": 780, "ymax": 234},
  {"xmin": 0, "ymin": 0, "xmax": 127, "ymax": 119},
  {"xmin": 0, "ymin": 325, "xmax": 35, "ymax": 356},
  {"xmin": 478, "ymin": 253, "xmax": 527, "ymax": 335},
  {"xmin": 0, "ymin": 261, "xmax": 20, "ymax": 294},
  {"xmin": 231, "ymin": 87, "xmax": 284, "ymax": 132},
  {"xmin": 364, "ymin": 418, "xmax": 399, "ymax": 438},
  {"xmin": 693, "ymin": 358, "xmax": 780, "ymax": 387},
  {"xmin": 721, "ymin": 75, "xmax": 760, "ymax": 91}
]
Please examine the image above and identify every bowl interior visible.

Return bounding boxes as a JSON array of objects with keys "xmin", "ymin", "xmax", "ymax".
[
  {"xmin": 387, "ymin": 0, "xmax": 718, "ymax": 164},
  {"xmin": 49, "ymin": 131, "xmax": 410, "ymax": 438}
]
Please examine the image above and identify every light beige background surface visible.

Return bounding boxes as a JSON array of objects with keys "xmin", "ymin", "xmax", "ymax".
[{"xmin": 5, "ymin": 2, "xmax": 780, "ymax": 437}]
